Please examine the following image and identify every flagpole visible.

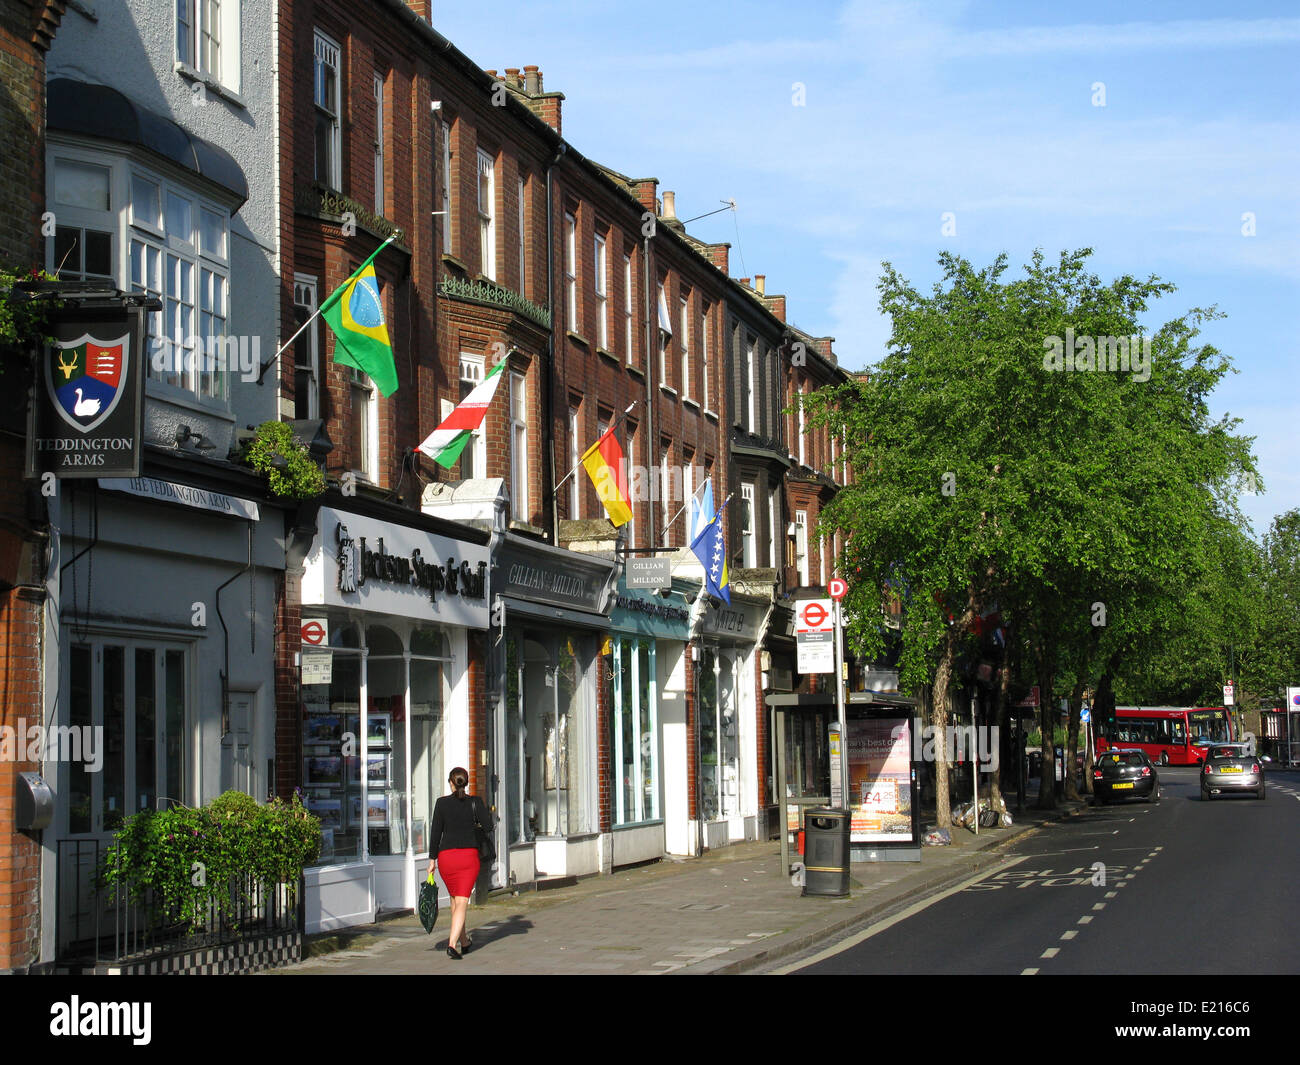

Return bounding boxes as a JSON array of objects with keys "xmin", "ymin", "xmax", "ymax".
[
  {"xmin": 553, "ymin": 400, "xmax": 638, "ymax": 494},
  {"xmin": 256, "ymin": 233, "xmax": 398, "ymax": 385}
]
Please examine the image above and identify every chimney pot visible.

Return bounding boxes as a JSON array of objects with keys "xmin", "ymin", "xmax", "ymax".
[
  {"xmin": 755, "ymin": 274, "xmax": 766, "ymax": 295},
  {"xmin": 486, "ymin": 69, "xmax": 498, "ymax": 78},
  {"xmin": 662, "ymin": 191, "xmax": 676, "ymax": 219},
  {"xmin": 740, "ymin": 277, "xmax": 751, "ymax": 287},
  {"xmin": 524, "ymin": 65, "xmax": 540, "ymax": 94}
]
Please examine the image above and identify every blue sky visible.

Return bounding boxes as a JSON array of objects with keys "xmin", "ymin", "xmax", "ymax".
[{"xmin": 434, "ymin": 0, "xmax": 1300, "ymax": 537}]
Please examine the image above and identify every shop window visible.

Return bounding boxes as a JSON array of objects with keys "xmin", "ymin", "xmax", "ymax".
[
  {"xmin": 608, "ymin": 638, "xmax": 659, "ymax": 826},
  {"xmin": 65, "ymin": 639, "xmax": 188, "ymax": 836},
  {"xmin": 697, "ymin": 647, "xmax": 739, "ymax": 822}
]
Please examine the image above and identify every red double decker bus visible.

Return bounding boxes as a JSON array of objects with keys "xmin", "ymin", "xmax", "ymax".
[{"xmin": 1095, "ymin": 706, "xmax": 1235, "ymax": 766}]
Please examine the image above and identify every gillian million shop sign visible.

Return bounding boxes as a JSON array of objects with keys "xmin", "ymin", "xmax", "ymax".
[
  {"xmin": 300, "ymin": 507, "xmax": 490, "ymax": 629},
  {"xmin": 28, "ymin": 304, "xmax": 147, "ymax": 479}
]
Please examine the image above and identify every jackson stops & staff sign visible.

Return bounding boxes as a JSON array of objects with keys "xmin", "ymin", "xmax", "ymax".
[{"xmin": 28, "ymin": 303, "xmax": 147, "ymax": 478}]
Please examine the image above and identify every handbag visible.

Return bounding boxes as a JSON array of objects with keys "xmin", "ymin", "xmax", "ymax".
[
  {"xmin": 472, "ymin": 798, "xmax": 496, "ymax": 862},
  {"xmin": 418, "ymin": 873, "xmax": 439, "ymax": 933}
]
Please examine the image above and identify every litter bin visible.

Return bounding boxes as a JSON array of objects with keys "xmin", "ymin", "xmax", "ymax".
[{"xmin": 802, "ymin": 807, "xmax": 850, "ymax": 897}]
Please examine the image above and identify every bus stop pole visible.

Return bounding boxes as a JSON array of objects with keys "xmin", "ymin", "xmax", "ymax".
[{"xmin": 834, "ymin": 598, "xmax": 848, "ymax": 813}]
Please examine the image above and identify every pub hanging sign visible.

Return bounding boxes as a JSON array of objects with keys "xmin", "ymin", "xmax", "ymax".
[{"xmin": 27, "ymin": 303, "xmax": 147, "ymax": 479}]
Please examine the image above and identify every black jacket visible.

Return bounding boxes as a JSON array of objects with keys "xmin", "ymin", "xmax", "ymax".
[{"xmin": 430, "ymin": 793, "xmax": 490, "ymax": 857}]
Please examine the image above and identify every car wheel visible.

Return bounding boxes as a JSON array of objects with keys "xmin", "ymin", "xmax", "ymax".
[
  {"xmin": 1151, "ymin": 784, "xmax": 1161, "ymax": 804},
  {"xmin": 1258, "ymin": 785, "xmax": 1265, "ymax": 800},
  {"xmin": 1202, "ymin": 789, "xmax": 1212, "ymax": 801},
  {"xmin": 1160, "ymin": 752, "xmax": 1169, "ymax": 766}
]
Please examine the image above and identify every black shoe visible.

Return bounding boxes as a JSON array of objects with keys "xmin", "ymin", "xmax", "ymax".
[
  {"xmin": 460, "ymin": 937, "xmax": 472, "ymax": 955},
  {"xmin": 446, "ymin": 945, "xmax": 462, "ymax": 960}
]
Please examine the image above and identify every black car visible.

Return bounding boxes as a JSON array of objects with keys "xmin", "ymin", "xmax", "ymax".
[{"xmin": 1093, "ymin": 749, "xmax": 1160, "ymax": 804}]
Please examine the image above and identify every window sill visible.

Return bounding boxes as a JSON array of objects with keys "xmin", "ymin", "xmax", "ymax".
[
  {"xmin": 146, "ymin": 381, "xmax": 235, "ymax": 422},
  {"xmin": 596, "ymin": 347, "xmax": 619, "ymax": 366},
  {"xmin": 627, "ymin": 363, "xmax": 645, "ymax": 380},
  {"xmin": 659, "ymin": 385, "xmax": 677, "ymax": 398},
  {"xmin": 682, "ymin": 396, "xmax": 700, "ymax": 412},
  {"xmin": 566, "ymin": 330, "xmax": 589, "ymax": 349},
  {"xmin": 441, "ymin": 253, "xmax": 469, "ymax": 273},
  {"xmin": 174, "ymin": 62, "xmax": 246, "ymax": 110},
  {"xmin": 703, "ymin": 408, "xmax": 719, "ymax": 422}
]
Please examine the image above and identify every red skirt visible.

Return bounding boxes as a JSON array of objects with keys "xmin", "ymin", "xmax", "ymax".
[{"xmin": 437, "ymin": 847, "xmax": 480, "ymax": 897}]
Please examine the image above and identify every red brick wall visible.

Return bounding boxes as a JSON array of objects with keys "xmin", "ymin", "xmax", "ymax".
[
  {"xmin": 273, "ymin": 568, "xmax": 302, "ymax": 802},
  {"xmin": 0, "ymin": 0, "xmax": 61, "ymax": 975}
]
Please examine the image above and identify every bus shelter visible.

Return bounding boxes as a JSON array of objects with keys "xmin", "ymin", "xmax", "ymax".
[{"xmin": 768, "ymin": 691, "xmax": 922, "ymax": 875}]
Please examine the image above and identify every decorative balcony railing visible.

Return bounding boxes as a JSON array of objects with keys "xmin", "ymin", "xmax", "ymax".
[{"xmin": 439, "ymin": 274, "xmax": 551, "ymax": 329}]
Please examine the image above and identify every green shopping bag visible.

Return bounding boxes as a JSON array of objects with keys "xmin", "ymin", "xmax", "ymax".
[{"xmin": 418, "ymin": 873, "xmax": 439, "ymax": 933}]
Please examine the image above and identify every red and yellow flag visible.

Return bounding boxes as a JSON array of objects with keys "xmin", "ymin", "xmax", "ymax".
[{"xmin": 580, "ymin": 425, "xmax": 632, "ymax": 527}]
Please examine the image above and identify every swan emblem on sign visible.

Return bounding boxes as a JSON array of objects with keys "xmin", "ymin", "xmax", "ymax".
[
  {"xmin": 45, "ymin": 333, "xmax": 129, "ymax": 432},
  {"xmin": 73, "ymin": 389, "xmax": 102, "ymax": 417}
]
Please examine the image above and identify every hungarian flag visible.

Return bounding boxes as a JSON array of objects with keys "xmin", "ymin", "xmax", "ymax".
[
  {"xmin": 417, "ymin": 360, "xmax": 505, "ymax": 467},
  {"xmin": 321, "ymin": 244, "xmax": 398, "ymax": 396},
  {"xmin": 581, "ymin": 425, "xmax": 633, "ymax": 527}
]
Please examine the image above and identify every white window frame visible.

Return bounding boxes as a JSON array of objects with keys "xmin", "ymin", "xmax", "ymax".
[
  {"xmin": 477, "ymin": 148, "xmax": 496, "ymax": 280},
  {"xmin": 741, "ymin": 482, "xmax": 756, "ymax": 568},
  {"xmin": 314, "ymin": 30, "xmax": 341, "ymax": 190},
  {"xmin": 564, "ymin": 212, "xmax": 577, "ymax": 331},
  {"xmin": 594, "ymin": 232, "xmax": 608, "ymax": 349},
  {"xmin": 659, "ymin": 439, "xmax": 672, "ymax": 540},
  {"xmin": 657, "ymin": 282, "xmax": 672, "ymax": 388},
  {"xmin": 509, "ymin": 371, "xmax": 528, "ymax": 521},
  {"xmin": 293, "ymin": 275, "xmax": 320, "ymax": 420},
  {"xmin": 819, "ymin": 527, "xmax": 827, "ymax": 588},
  {"xmin": 350, "ymin": 368, "xmax": 379, "ymax": 483},
  {"xmin": 457, "ymin": 354, "xmax": 487, "ymax": 479},
  {"xmin": 795, "ymin": 510, "xmax": 809, "ymax": 586},
  {"xmin": 569, "ymin": 404, "xmax": 581, "ymax": 519},
  {"xmin": 374, "ymin": 73, "xmax": 385, "ymax": 217},
  {"xmin": 50, "ymin": 145, "xmax": 234, "ymax": 409},
  {"xmin": 623, "ymin": 253, "xmax": 634, "ymax": 364},
  {"xmin": 683, "ymin": 456, "xmax": 695, "ymax": 540},
  {"xmin": 700, "ymin": 304, "xmax": 710, "ymax": 411},
  {"xmin": 679, "ymin": 294, "xmax": 691, "ymax": 400},
  {"xmin": 768, "ymin": 488, "xmax": 779, "ymax": 568},
  {"xmin": 177, "ymin": 0, "xmax": 240, "ymax": 93},
  {"xmin": 745, "ymin": 337, "xmax": 756, "ymax": 430},
  {"xmin": 798, "ymin": 381, "xmax": 807, "ymax": 466}
]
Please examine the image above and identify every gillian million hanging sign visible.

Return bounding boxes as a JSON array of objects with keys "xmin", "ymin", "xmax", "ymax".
[{"xmin": 28, "ymin": 304, "xmax": 147, "ymax": 479}]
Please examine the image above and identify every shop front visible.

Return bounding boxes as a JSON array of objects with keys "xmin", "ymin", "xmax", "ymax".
[
  {"xmin": 43, "ymin": 460, "xmax": 287, "ymax": 965},
  {"xmin": 605, "ymin": 581, "xmax": 697, "ymax": 864},
  {"xmin": 691, "ymin": 594, "xmax": 771, "ymax": 851},
  {"xmin": 489, "ymin": 534, "xmax": 618, "ymax": 887},
  {"xmin": 298, "ymin": 505, "xmax": 489, "ymax": 932}
]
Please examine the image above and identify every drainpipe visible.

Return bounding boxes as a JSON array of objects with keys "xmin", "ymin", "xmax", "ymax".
[
  {"xmin": 215, "ymin": 521, "xmax": 255, "ymax": 739},
  {"xmin": 644, "ymin": 231, "xmax": 656, "ymax": 551},
  {"xmin": 545, "ymin": 142, "xmax": 567, "ymax": 547}
]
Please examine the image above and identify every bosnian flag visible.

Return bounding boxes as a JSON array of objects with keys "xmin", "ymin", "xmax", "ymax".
[
  {"xmin": 417, "ymin": 360, "xmax": 505, "ymax": 467},
  {"xmin": 688, "ymin": 476, "xmax": 715, "ymax": 544}
]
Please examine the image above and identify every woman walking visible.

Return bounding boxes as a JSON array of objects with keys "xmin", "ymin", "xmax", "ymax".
[{"xmin": 427, "ymin": 766, "xmax": 491, "ymax": 959}]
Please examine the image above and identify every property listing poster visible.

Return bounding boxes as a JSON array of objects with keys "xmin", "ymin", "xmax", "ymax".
[{"xmin": 847, "ymin": 716, "xmax": 914, "ymax": 843}]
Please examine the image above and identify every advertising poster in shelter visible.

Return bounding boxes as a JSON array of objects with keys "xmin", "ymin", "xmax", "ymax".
[{"xmin": 847, "ymin": 716, "xmax": 914, "ymax": 843}]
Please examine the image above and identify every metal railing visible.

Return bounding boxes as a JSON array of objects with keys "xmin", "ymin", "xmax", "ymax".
[{"xmin": 57, "ymin": 839, "xmax": 302, "ymax": 967}]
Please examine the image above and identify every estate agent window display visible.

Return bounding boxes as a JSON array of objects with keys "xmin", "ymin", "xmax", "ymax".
[{"xmin": 301, "ymin": 621, "xmax": 450, "ymax": 865}]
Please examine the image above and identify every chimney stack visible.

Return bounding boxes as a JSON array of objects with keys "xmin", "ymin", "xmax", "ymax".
[{"xmin": 755, "ymin": 274, "xmax": 766, "ymax": 295}]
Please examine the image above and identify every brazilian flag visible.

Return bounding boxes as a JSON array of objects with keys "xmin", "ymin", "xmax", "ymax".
[{"xmin": 320, "ymin": 243, "xmax": 398, "ymax": 396}]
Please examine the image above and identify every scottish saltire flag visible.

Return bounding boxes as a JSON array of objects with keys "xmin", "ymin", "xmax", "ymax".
[
  {"xmin": 581, "ymin": 425, "xmax": 633, "ymax": 526},
  {"xmin": 321, "ymin": 245, "xmax": 398, "ymax": 396},
  {"xmin": 688, "ymin": 476, "xmax": 715, "ymax": 544},
  {"xmin": 690, "ymin": 496, "xmax": 731, "ymax": 603},
  {"xmin": 417, "ymin": 360, "xmax": 505, "ymax": 467}
]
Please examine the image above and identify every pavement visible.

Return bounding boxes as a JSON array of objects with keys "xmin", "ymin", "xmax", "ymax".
[{"xmin": 268, "ymin": 787, "xmax": 1096, "ymax": 976}]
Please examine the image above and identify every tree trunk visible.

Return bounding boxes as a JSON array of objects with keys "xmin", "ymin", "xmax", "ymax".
[
  {"xmin": 931, "ymin": 659, "xmax": 952, "ymax": 833},
  {"xmin": 989, "ymin": 653, "xmax": 1010, "ymax": 811},
  {"xmin": 1036, "ymin": 652, "xmax": 1057, "ymax": 810},
  {"xmin": 1064, "ymin": 677, "xmax": 1084, "ymax": 800}
]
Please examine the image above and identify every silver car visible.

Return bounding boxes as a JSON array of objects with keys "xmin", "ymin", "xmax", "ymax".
[{"xmin": 1201, "ymin": 744, "xmax": 1265, "ymax": 800}]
